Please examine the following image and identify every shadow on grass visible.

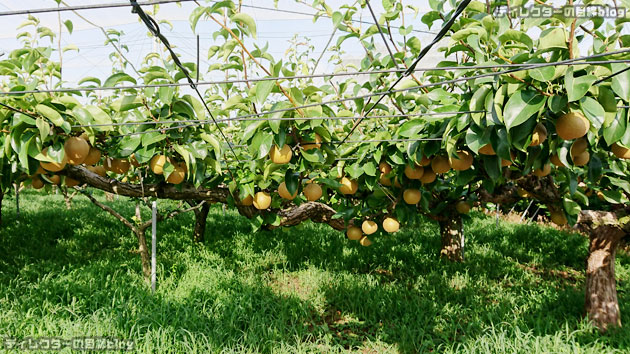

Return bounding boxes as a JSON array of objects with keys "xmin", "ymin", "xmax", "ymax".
[{"xmin": 2, "ymin": 192, "xmax": 630, "ymax": 352}]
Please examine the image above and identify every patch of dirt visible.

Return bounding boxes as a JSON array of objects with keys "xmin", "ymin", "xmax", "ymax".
[
  {"xmin": 268, "ymin": 273, "xmax": 314, "ymax": 301},
  {"xmin": 517, "ymin": 263, "xmax": 583, "ymax": 284}
]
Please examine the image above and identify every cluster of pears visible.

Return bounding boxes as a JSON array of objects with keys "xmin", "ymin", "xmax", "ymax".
[
  {"xmin": 530, "ymin": 112, "xmax": 630, "ymax": 176},
  {"xmin": 278, "ymin": 181, "xmax": 323, "ymax": 202},
  {"xmin": 31, "ymin": 135, "xmax": 101, "ymax": 189},
  {"xmin": 476, "ymin": 113, "xmax": 592, "ymax": 178},
  {"xmin": 240, "ymin": 179, "xmax": 324, "ymax": 211},
  {"xmin": 268, "ymin": 134, "xmax": 322, "ymax": 165},
  {"xmin": 149, "ymin": 155, "xmax": 187, "ymax": 185},
  {"xmin": 377, "ymin": 159, "xmax": 474, "ymax": 206},
  {"xmin": 346, "ymin": 217, "xmax": 400, "ymax": 246}
]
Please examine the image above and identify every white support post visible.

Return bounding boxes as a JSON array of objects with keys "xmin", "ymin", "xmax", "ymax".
[
  {"xmin": 496, "ymin": 204, "xmax": 500, "ymax": 227},
  {"xmin": 151, "ymin": 201, "xmax": 157, "ymax": 293}
]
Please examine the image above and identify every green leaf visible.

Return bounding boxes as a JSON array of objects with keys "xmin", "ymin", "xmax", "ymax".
[
  {"xmin": 103, "ymin": 72, "xmax": 137, "ymax": 87},
  {"xmin": 600, "ymin": 190, "xmax": 627, "ymax": 204},
  {"xmin": 527, "ymin": 59, "xmax": 555, "ymax": 82},
  {"xmin": 563, "ymin": 197, "xmax": 581, "ymax": 215},
  {"xmin": 243, "ymin": 120, "xmax": 265, "ymax": 142},
  {"xmin": 120, "ymin": 136, "xmax": 142, "ymax": 156},
  {"xmin": 406, "ymin": 37, "xmax": 422, "ymax": 53},
  {"xmin": 190, "ymin": 6, "xmax": 208, "ymax": 33},
  {"xmin": 141, "ymin": 132, "xmax": 167, "ymax": 147},
  {"xmin": 611, "ymin": 63, "xmax": 630, "ymax": 102},
  {"xmin": 538, "ymin": 27, "xmax": 567, "ymax": 50},
  {"xmin": 63, "ymin": 20, "xmax": 73, "ymax": 34},
  {"xmin": 301, "ymin": 148, "xmax": 324, "ymax": 163},
  {"xmin": 230, "ymin": 13, "xmax": 257, "ymax": 39},
  {"xmin": 566, "ymin": 69, "xmax": 597, "ymax": 102},
  {"xmin": 77, "ymin": 76, "xmax": 101, "ymax": 86},
  {"xmin": 451, "ymin": 27, "xmax": 486, "ymax": 41},
  {"xmin": 284, "ymin": 169, "xmax": 299, "ymax": 196},
  {"xmin": 469, "ymin": 85, "xmax": 491, "ymax": 125},
  {"xmin": 361, "ymin": 24, "xmax": 381, "ymax": 39},
  {"xmin": 200, "ymin": 133, "xmax": 221, "ymax": 157},
  {"xmin": 251, "ymin": 132, "xmax": 273, "ymax": 159},
  {"xmin": 345, "ymin": 162, "xmax": 363, "ymax": 179},
  {"xmin": 35, "ymin": 118, "xmax": 50, "ymax": 142},
  {"xmin": 363, "ymin": 161, "xmax": 377, "ymax": 176},
  {"xmin": 499, "ymin": 29, "xmax": 533, "ymax": 50},
  {"xmin": 255, "ymin": 79, "xmax": 275, "ymax": 106},
  {"xmin": 598, "ymin": 86, "xmax": 618, "ymax": 112},
  {"xmin": 465, "ymin": 124, "xmax": 491, "ymax": 154},
  {"xmin": 35, "ymin": 104, "xmax": 64, "ymax": 126},
  {"xmin": 482, "ymin": 155, "xmax": 501, "ymax": 180},
  {"xmin": 18, "ymin": 132, "xmax": 35, "ymax": 169},
  {"xmin": 85, "ymin": 106, "xmax": 113, "ymax": 130},
  {"xmin": 604, "ymin": 109, "xmax": 627, "ymax": 145},
  {"xmin": 579, "ymin": 96, "xmax": 605, "ymax": 130},
  {"xmin": 503, "ymin": 90, "xmax": 546, "ymax": 130},
  {"xmin": 332, "ymin": 11, "xmax": 343, "ymax": 29},
  {"xmin": 398, "ymin": 120, "xmax": 425, "ymax": 138}
]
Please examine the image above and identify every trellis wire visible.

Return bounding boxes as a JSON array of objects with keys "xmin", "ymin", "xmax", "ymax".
[
  {"xmin": 138, "ymin": 51, "xmax": 630, "ymax": 136},
  {"xmin": 223, "ymin": 137, "xmax": 444, "ymax": 152},
  {"xmin": 365, "ymin": 0, "xmax": 399, "ymax": 69},
  {"xmin": 130, "ymin": 0, "xmax": 241, "ymax": 163},
  {"xmin": 593, "ymin": 65, "xmax": 630, "ymax": 85},
  {"xmin": 3, "ymin": 59, "xmax": 629, "ymax": 96},
  {"xmin": 74, "ymin": 110, "xmax": 483, "ymax": 129},
  {"xmin": 341, "ymin": 0, "xmax": 468, "ymax": 144},
  {"xmin": 0, "ymin": 0, "xmax": 197, "ymax": 16},
  {"xmin": 0, "ymin": 0, "xmax": 437, "ymax": 35}
]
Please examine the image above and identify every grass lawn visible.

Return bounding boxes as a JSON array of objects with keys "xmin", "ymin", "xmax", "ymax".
[{"xmin": 0, "ymin": 190, "xmax": 629, "ymax": 353}]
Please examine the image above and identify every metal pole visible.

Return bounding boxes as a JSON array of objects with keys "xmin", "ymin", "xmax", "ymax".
[
  {"xmin": 496, "ymin": 204, "xmax": 500, "ymax": 227},
  {"xmin": 529, "ymin": 206, "xmax": 541, "ymax": 224},
  {"xmin": 151, "ymin": 201, "xmax": 157, "ymax": 293},
  {"xmin": 196, "ymin": 34, "xmax": 200, "ymax": 83},
  {"xmin": 520, "ymin": 200, "xmax": 534, "ymax": 223}
]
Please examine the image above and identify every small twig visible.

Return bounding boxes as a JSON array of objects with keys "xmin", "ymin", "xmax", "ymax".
[
  {"xmin": 312, "ymin": 28, "xmax": 337, "ymax": 75},
  {"xmin": 78, "ymin": 188, "xmax": 137, "ymax": 231},
  {"xmin": 508, "ymin": 74, "xmax": 552, "ymax": 96}
]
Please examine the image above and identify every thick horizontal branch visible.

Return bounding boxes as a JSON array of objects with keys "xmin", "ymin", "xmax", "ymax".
[
  {"xmin": 273, "ymin": 202, "xmax": 346, "ymax": 231},
  {"xmin": 63, "ymin": 165, "xmax": 230, "ymax": 202},
  {"xmin": 577, "ymin": 209, "xmax": 630, "ymax": 234},
  {"xmin": 63, "ymin": 165, "xmax": 346, "ymax": 232}
]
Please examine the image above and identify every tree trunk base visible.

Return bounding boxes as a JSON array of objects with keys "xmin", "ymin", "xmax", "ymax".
[
  {"xmin": 585, "ymin": 225, "xmax": 625, "ymax": 331},
  {"xmin": 136, "ymin": 229, "xmax": 151, "ymax": 283},
  {"xmin": 193, "ymin": 202, "xmax": 211, "ymax": 243},
  {"xmin": 439, "ymin": 215, "xmax": 464, "ymax": 262}
]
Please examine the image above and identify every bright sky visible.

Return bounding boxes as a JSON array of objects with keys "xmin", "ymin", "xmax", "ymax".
[{"xmin": 0, "ymin": 0, "xmax": 439, "ymax": 87}]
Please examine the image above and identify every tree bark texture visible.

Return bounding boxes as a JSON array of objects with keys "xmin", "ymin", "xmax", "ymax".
[
  {"xmin": 439, "ymin": 215, "xmax": 464, "ymax": 262},
  {"xmin": 192, "ymin": 202, "xmax": 211, "ymax": 243},
  {"xmin": 578, "ymin": 209, "xmax": 630, "ymax": 332},
  {"xmin": 64, "ymin": 165, "xmax": 345, "ymax": 231},
  {"xmin": 585, "ymin": 225, "xmax": 625, "ymax": 331}
]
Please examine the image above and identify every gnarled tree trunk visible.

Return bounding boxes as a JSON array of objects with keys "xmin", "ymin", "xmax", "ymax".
[
  {"xmin": 585, "ymin": 225, "xmax": 625, "ymax": 331},
  {"xmin": 135, "ymin": 204, "xmax": 151, "ymax": 281},
  {"xmin": 439, "ymin": 215, "xmax": 464, "ymax": 262},
  {"xmin": 135, "ymin": 228, "xmax": 151, "ymax": 281},
  {"xmin": 192, "ymin": 202, "xmax": 211, "ymax": 243}
]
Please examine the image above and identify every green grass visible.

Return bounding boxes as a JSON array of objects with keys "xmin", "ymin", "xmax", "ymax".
[{"xmin": 0, "ymin": 190, "xmax": 629, "ymax": 353}]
